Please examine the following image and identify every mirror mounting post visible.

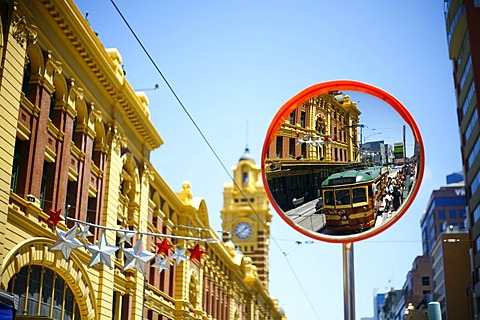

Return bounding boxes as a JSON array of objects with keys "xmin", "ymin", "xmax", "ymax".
[{"xmin": 342, "ymin": 242, "xmax": 355, "ymax": 320}]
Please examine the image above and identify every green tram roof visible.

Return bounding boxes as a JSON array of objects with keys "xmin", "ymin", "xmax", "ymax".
[{"xmin": 322, "ymin": 166, "xmax": 384, "ymax": 187}]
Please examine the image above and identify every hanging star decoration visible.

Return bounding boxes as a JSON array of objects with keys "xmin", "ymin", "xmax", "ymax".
[
  {"xmin": 49, "ymin": 226, "xmax": 84, "ymax": 261},
  {"xmin": 152, "ymin": 255, "xmax": 170, "ymax": 274},
  {"xmin": 154, "ymin": 238, "xmax": 173, "ymax": 256},
  {"xmin": 188, "ymin": 244, "xmax": 206, "ymax": 262},
  {"xmin": 77, "ymin": 223, "xmax": 93, "ymax": 243},
  {"xmin": 47, "ymin": 208, "xmax": 64, "ymax": 227},
  {"xmin": 86, "ymin": 229, "xmax": 119, "ymax": 269},
  {"xmin": 117, "ymin": 229, "xmax": 136, "ymax": 245},
  {"xmin": 170, "ymin": 246, "xmax": 189, "ymax": 266},
  {"xmin": 122, "ymin": 236, "xmax": 155, "ymax": 275}
]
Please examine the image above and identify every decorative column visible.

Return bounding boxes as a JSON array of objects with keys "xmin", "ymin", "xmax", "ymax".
[
  {"xmin": 95, "ymin": 124, "xmax": 126, "ymax": 318},
  {"xmin": 0, "ymin": 6, "xmax": 37, "ymax": 264}
]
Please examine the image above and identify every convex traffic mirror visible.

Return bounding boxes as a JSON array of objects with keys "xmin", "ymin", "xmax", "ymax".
[{"xmin": 261, "ymin": 80, "xmax": 424, "ymax": 243}]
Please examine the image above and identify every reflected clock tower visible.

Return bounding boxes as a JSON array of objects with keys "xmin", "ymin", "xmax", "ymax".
[{"xmin": 221, "ymin": 148, "xmax": 272, "ymax": 288}]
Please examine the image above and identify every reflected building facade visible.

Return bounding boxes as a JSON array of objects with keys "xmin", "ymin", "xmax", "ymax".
[
  {"xmin": 360, "ymin": 140, "xmax": 387, "ymax": 165},
  {"xmin": 265, "ymin": 92, "xmax": 361, "ymax": 210}
]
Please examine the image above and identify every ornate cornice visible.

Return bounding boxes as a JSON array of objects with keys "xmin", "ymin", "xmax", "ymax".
[{"xmin": 40, "ymin": 0, "xmax": 162, "ymax": 151}]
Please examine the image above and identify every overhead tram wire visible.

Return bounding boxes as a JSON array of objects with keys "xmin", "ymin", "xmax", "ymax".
[{"xmin": 108, "ymin": 1, "xmax": 321, "ymax": 319}]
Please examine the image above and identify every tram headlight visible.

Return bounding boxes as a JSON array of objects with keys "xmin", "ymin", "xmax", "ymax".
[{"xmin": 341, "ymin": 215, "xmax": 347, "ymax": 221}]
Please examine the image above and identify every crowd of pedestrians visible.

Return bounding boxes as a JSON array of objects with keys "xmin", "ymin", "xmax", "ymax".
[{"xmin": 379, "ymin": 162, "xmax": 417, "ymax": 217}]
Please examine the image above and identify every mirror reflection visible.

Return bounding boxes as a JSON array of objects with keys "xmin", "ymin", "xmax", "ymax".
[{"xmin": 263, "ymin": 89, "xmax": 421, "ymax": 239}]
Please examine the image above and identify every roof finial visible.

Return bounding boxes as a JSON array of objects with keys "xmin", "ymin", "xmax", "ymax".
[{"xmin": 245, "ymin": 120, "xmax": 249, "ymax": 152}]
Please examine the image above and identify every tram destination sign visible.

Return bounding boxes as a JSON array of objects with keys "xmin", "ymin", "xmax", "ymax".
[{"xmin": 329, "ymin": 177, "xmax": 356, "ymax": 186}]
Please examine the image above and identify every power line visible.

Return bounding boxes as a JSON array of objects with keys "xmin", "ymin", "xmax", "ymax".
[{"xmin": 108, "ymin": 1, "xmax": 321, "ymax": 318}]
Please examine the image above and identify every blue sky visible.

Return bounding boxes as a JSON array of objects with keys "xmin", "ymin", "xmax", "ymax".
[{"xmin": 75, "ymin": 1, "xmax": 461, "ymax": 318}]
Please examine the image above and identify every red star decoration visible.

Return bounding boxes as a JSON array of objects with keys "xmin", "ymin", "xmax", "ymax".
[
  {"xmin": 154, "ymin": 238, "xmax": 173, "ymax": 256},
  {"xmin": 322, "ymin": 135, "xmax": 330, "ymax": 141},
  {"xmin": 47, "ymin": 208, "xmax": 64, "ymax": 227},
  {"xmin": 332, "ymin": 136, "xmax": 338, "ymax": 141},
  {"xmin": 188, "ymin": 244, "xmax": 206, "ymax": 262}
]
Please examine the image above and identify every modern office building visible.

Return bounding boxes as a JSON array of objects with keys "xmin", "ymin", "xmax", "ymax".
[
  {"xmin": 373, "ymin": 292, "xmax": 385, "ymax": 320},
  {"xmin": 430, "ymin": 231, "xmax": 473, "ymax": 318},
  {"xmin": 380, "ymin": 289, "xmax": 404, "ymax": 319},
  {"xmin": 401, "ymin": 255, "xmax": 432, "ymax": 311},
  {"xmin": 420, "ymin": 178, "xmax": 467, "ymax": 256},
  {"xmin": 0, "ymin": 1, "xmax": 286, "ymax": 319},
  {"xmin": 444, "ymin": 0, "xmax": 480, "ymax": 316}
]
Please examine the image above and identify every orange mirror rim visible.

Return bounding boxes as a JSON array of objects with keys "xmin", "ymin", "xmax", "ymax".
[{"xmin": 261, "ymin": 80, "xmax": 425, "ymax": 243}]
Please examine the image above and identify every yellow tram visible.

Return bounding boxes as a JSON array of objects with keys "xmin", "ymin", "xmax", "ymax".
[{"xmin": 321, "ymin": 166, "xmax": 389, "ymax": 233}]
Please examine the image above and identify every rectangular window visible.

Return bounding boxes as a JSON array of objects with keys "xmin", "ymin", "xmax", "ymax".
[
  {"xmin": 27, "ymin": 266, "xmax": 40, "ymax": 314},
  {"xmin": 335, "ymin": 189, "xmax": 351, "ymax": 205},
  {"xmin": 462, "ymin": 82, "xmax": 475, "ymax": 117},
  {"xmin": 300, "ymin": 111, "xmax": 306, "ymax": 127},
  {"xmin": 422, "ymin": 276, "xmax": 430, "ymax": 286},
  {"xmin": 276, "ymin": 136, "xmax": 283, "ymax": 158},
  {"xmin": 40, "ymin": 162, "xmax": 50, "ymax": 209},
  {"xmin": 472, "ymin": 170, "xmax": 480, "ymax": 196},
  {"xmin": 289, "ymin": 138, "xmax": 295, "ymax": 157},
  {"xmin": 449, "ymin": 209, "xmax": 457, "ymax": 219},
  {"xmin": 10, "ymin": 138, "xmax": 22, "ymax": 192},
  {"xmin": 468, "ymin": 134, "xmax": 480, "ymax": 168},
  {"xmin": 289, "ymin": 111, "xmax": 296, "ymax": 124},
  {"xmin": 40, "ymin": 269, "xmax": 54, "ymax": 316},
  {"xmin": 352, "ymin": 187, "xmax": 367, "ymax": 203},
  {"xmin": 53, "ymin": 276, "xmax": 65, "ymax": 319},
  {"xmin": 459, "ymin": 57, "xmax": 472, "ymax": 92},
  {"xmin": 438, "ymin": 210, "xmax": 445, "ymax": 219},
  {"xmin": 324, "ymin": 190, "xmax": 334, "ymax": 206},
  {"xmin": 465, "ymin": 110, "xmax": 478, "ymax": 142}
]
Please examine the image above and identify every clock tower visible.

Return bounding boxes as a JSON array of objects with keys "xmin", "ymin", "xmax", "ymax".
[{"xmin": 221, "ymin": 148, "xmax": 272, "ymax": 288}]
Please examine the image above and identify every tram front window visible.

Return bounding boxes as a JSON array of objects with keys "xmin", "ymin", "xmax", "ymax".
[
  {"xmin": 324, "ymin": 191, "xmax": 334, "ymax": 206},
  {"xmin": 335, "ymin": 189, "xmax": 351, "ymax": 205},
  {"xmin": 352, "ymin": 187, "xmax": 367, "ymax": 203}
]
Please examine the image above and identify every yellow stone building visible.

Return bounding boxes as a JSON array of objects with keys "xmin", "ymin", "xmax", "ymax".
[{"xmin": 0, "ymin": 1, "xmax": 285, "ymax": 319}]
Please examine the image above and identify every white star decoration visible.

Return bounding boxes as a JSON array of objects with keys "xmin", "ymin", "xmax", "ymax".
[
  {"xmin": 86, "ymin": 229, "xmax": 119, "ymax": 269},
  {"xmin": 117, "ymin": 230, "xmax": 136, "ymax": 245},
  {"xmin": 76, "ymin": 223, "xmax": 93, "ymax": 243},
  {"xmin": 49, "ymin": 226, "xmax": 84, "ymax": 261},
  {"xmin": 170, "ymin": 246, "xmax": 188, "ymax": 266},
  {"xmin": 122, "ymin": 237, "xmax": 155, "ymax": 275},
  {"xmin": 152, "ymin": 256, "xmax": 170, "ymax": 274}
]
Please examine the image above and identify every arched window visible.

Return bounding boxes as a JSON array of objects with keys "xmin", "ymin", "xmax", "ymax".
[{"xmin": 7, "ymin": 265, "xmax": 81, "ymax": 319}]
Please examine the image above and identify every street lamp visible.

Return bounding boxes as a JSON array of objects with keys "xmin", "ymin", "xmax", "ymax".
[{"xmin": 363, "ymin": 132, "xmax": 382, "ymax": 144}]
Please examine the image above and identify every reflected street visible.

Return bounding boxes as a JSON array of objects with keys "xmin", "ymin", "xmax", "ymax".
[
  {"xmin": 284, "ymin": 165, "xmax": 412, "ymax": 235},
  {"xmin": 285, "ymin": 200, "xmax": 326, "ymax": 232}
]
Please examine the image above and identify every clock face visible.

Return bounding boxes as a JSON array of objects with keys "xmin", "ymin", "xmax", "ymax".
[{"xmin": 234, "ymin": 222, "xmax": 252, "ymax": 239}]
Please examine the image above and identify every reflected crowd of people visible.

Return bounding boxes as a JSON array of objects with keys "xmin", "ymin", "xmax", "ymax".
[{"xmin": 379, "ymin": 162, "xmax": 417, "ymax": 218}]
